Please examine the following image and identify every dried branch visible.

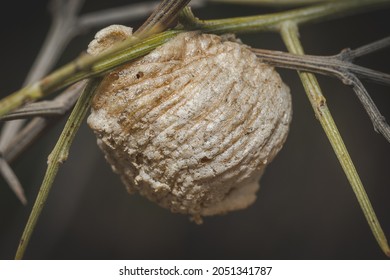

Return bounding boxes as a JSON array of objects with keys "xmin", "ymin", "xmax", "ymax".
[
  {"xmin": 337, "ymin": 36, "xmax": 390, "ymax": 61},
  {"xmin": 251, "ymin": 36, "xmax": 390, "ymax": 142},
  {"xmin": 252, "ymin": 46, "xmax": 390, "ymax": 86},
  {"xmin": 135, "ymin": 0, "xmax": 192, "ymax": 35},
  {"xmin": 1, "ymin": 81, "xmax": 87, "ymax": 163},
  {"xmin": 348, "ymin": 75, "xmax": 390, "ymax": 141},
  {"xmin": 280, "ymin": 21, "xmax": 390, "ymax": 257},
  {"xmin": 0, "ymin": 0, "xmax": 86, "ymax": 204},
  {"xmin": 0, "ymin": 157, "xmax": 26, "ymax": 205},
  {"xmin": 0, "ymin": 82, "xmax": 84, "ymax": 121}
]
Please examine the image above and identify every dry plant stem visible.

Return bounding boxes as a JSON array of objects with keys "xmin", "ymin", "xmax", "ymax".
[
  {"xmin": 1, "ymin": 0, "xmax": 85, "ymax": 134},
  {"xmin": 251, "ymin": 44, "xmax": 390, "ymax": 142},
  {"xmin": 0, "ymin": 0, "xmax": 85, "ymax": 204},
  {"xmin": 348, "ymin": 76, "xmax": 390, "ymax": 141},
  {"xmin": 339, "ymin": 37, "xmax": 390, "ymax": 62},
  {"xmin": 280, "ymin": 21, "xmax": 390, "ymax": 257},
  {"xmin": 0, "ymin": 0, "xmax": 85, "ymax": 153},
  {"xmin": 135, "ymin": 0, "xmax": 191, "ymax": 35},
  {"xmin": 27, "ymin": 0, "xmax": 86, "ymax": 83},
  {"xmin": 0, "ymin": 82, "xmax": 84, "ymax": 121},
  {"xmin": 3, "ymin": 118, "xmax": 49, "ymax": 162},
  {"xmin": 14, "ymin": 78, "xmax": 100, "ymax": 260},
  {"xmin": 251, "ymin": 43, "xmax": 390, "ymax": 86},
  {"xmin": 0, "ymin": 157, "xmax": 26, "ymax": 205},
  {"xmin": 0, "ymin": 148, "xmax": 27, "ymax": 205},
  {"xmin": 1, "ymin": 82, "xmax": 87, "ymax": 164}
]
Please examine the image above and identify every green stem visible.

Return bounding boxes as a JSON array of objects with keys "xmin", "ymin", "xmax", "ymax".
[
  {"xmin": 280, "ymin": 21, "xmax": 390, "ymax": 257},
  {"xmin": 14, "ymin": 78, "xmax": 102, "ymax": 260},
  {"xmin": 181, "ymin": 0, "xmax": 390, "ymax": 33},
  {"xmin": 0, "ymin": 30, "xmax": 180, "ymax": 118}
]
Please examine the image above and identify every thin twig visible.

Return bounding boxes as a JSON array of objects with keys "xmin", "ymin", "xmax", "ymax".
[
  {"xmin": 348, "ymin": 75, "xmax": 390, "ymax": 141},
  {"xmin": 280, "ymin": 20, "xmax": 390, "ymax": 257},
  {"xmin": 338, "ymin": 37, "xmax": 390, "ymax": 62},
  {"xmin": 0, "ymin": 81, "xmax": 84, "ymax": 121},
  {"xmin": 0, "ymin": 0, "xmax": 85, "ymax": 204},
  {"xmin": 252, "ymin": 45, "xmax": 390, "ymax": 86},
  {"xmin": 3, "ymin": 118, "xmax": 49, "ymax": 163},
  {"xmin": 24, "ymin": 0, "xmax": 85, "ymax": 84},
  {"xmin": 251, "ymin": 39, "xmax": 390, "ymax": 142},
  {"xmin": 0, "ymin": 0, "xmax": 85, "ymax": 151},
  {"xmin": 135, "ymin": 0, "xmax": 191, "ymax": 35},
  {"xmin": 14, "ymin": 78, "xmax": 101, "ymax": 260},
  {"xmin": 1, "ymin": 82, "xmax": 87, "ymax": 163},
  {"xmin": 0, "ymin": 157, "xmax": 26, "ymax": 205}
]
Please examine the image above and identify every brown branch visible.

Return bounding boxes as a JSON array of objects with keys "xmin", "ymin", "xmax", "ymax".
[
  {"xmin": 0, "ymin": 0, "xmax": 85, "ymax": 204},
  {"xmin": 135, "ymin": 0, "xmax": 192, "ymax": 35},
  {"xmin": 251, "ymin": 36, "xmax": 390, "ymax": 142}
]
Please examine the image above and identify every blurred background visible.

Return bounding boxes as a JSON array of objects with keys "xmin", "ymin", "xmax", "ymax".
[{"xmin": 0, "ymin": 0, "xmax": 389, "ymax": 259}]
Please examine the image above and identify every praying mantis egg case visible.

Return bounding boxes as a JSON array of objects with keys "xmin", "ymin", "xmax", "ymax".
[{"xmin": 87, "ymin": 25, "xmax": 292, "ymax": 223}]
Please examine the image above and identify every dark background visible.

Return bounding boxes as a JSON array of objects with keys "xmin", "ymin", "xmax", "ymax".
[{"xmin": 0, "ymin": 0, "xmax": 389, "ymax": 259}]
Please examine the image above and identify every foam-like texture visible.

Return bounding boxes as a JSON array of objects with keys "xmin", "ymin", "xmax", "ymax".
[{"xmin": 87, "ymin": 25, "xmax": 292, "ymax": 222}]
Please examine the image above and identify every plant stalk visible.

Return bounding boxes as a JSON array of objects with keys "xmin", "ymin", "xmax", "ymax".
[
  {"xmin": 0, "ymin": 30, "xmax": 179, "ymax": 118},
  {"xmin": 280, "ymin": 21, "xmax": 390, "ymax": 257},
  {"xmin": 14, "ymin": 78, "xmax": 101, "ymax": 260},
  {"xmin": 180, "ymin": 0, "xmax": 390, "ymax": 34}
]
